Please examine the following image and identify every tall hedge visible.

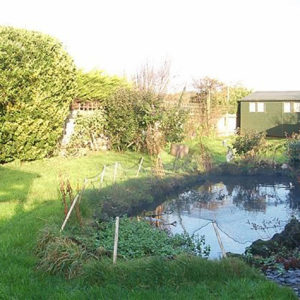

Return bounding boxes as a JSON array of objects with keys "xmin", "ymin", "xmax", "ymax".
[
  {"xmin": 76, "ymin": 70, "xmax": 129, "ymax": 102},
  {"xmin": 0, "ymin": 27, "xmax": 77, "ymax": 162}
]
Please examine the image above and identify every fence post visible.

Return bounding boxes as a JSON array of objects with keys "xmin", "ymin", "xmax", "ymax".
[
  {"xmin": 113, "ymin": 216, "xmax": 120, "ymax": 264},
  {"xmin": 136, "ymin": 157, "xmax": 144, "ymax": 177},
  {"xmin": 113, "ymin": 162, "xmax": 118, "ymax": 183},
  {"xmin": 99, "ymin": 165, "xmax": 106, "ymax": 190},
  {"xmin": 212, "ymin": 221, "xmax": 227, "ymax": 258}
]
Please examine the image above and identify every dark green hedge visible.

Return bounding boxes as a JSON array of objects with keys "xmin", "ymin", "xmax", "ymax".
[{"xmin": 0, "ymin": 27, "xmax": 77, "ymax": 162}]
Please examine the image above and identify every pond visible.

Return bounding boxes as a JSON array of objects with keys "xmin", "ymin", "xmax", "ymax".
[{"xmin": 152, "ymin": 176, "xmax": 300, "ymax": 259}]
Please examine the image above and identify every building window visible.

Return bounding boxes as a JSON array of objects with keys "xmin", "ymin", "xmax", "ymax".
[
  {"xmin": 284, "ymin": 102, "xmax": 291, "ymax": 113},
  {"xmin": 294, "ymin": 102, "xmax": 300, "ymax": 113},
  {"xmin": 249, "ymin": 102, "xmax": 256, "ymax": 112},
  {"xmin": 257, "ymin": 102, "xmax": 265, "ymax": 112}
]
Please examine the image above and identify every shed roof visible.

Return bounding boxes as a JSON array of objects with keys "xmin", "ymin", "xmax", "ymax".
[{"xmin": 240, "ymin": 91, "xmax": 300, "ymax": 102}]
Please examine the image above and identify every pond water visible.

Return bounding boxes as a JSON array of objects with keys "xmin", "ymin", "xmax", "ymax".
[{"xmin": 154, "ymin": 176, "xmax": 300, "ymax": 259}]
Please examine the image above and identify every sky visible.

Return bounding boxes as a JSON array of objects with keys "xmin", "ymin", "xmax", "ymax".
[{"xmin": 1, "ymin": 0, "xmax": 300, "ymax": 91}]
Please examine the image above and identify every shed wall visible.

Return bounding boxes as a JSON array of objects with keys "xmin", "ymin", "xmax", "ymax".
[{"xmin": 240, "ymin": 101, "xmax": 300, "ymax": 137}]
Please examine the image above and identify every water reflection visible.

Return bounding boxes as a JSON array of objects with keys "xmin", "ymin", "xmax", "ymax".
[{"xmin": 148, "ymin": 176, "xmax": 300, "ymax": 258}]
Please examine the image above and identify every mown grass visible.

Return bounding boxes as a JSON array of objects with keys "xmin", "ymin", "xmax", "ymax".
[{"xmin": 0, "ymin": 143, "xmax": 295, "ymax": 299}]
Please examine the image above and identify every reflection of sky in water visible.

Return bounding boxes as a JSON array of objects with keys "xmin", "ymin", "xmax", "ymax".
[{"xmin": 160, "ymin": 181, "xmax": 300, "ymax": 259}]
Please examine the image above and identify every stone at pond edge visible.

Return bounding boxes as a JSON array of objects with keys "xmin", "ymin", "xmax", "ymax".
[{"xmin": 249, "ymin": 218, "xmax": 300, "ymax": 257}]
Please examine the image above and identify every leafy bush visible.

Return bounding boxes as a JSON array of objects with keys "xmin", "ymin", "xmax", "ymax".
[
  {"xmin": 0, "ymin": 27, "xmax": 76, "ymax": 162},
  {"xmin": 233, "ymin": 131, "xmax": 266, "ymax": 156},
  {"xmin": 286, "ymin": 132, "xmax": 300, "ymax": 164},
  {"xmin": 96, "ymin": 217, "xmax": 210, "ymax": 259},
  {"xmin": 104, "ymin": 88, "xmax": 186, "ymax": 152},
  {"xmin": 162, "ymin": 107, "xmax": 187, "ymax": 143},
  {"xmin": 67, "ymin": 110, "xmax": 107, "ymax": 151}
]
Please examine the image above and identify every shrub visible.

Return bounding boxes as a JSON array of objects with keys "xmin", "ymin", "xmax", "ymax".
[
  {"xmin": 162, "ymin": 107, "xmax": 187, "ymax": 143},
  {"xmin": 233, "ymin": 131, "xmax": 266, "ymax": 156},
  {"xmin": 0, "ymin": 26, "xmax": 76, "ymax": 162},
  {"xmin": 104, "ymin": 88, "xmax": 186, "ymax": 152},
  {"xmin": 67, "ymin": 110, "xmax": 107, "ymax": 151},
  {"xmin": 287, "ymin": 140, "xmax": 300, "ymax": 164}
]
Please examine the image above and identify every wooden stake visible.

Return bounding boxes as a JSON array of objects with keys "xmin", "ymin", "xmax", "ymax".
[
  {"xmin": 113, "ymin": 216, "xmax": 120, "ymax": 264},
  {"xmin": 113, "ymin": 162, "xmax": 118, "ymax": 183},
  {"xmin": 60, "ymin": 193, "xmax": 79, "ymax": 232},
  {"xmin": 212, "ymin": 221, "xmax": 227, "ymax": 258},
  {"xmin": 136, "ymin": 157, "xmax": 144, "ymax": 177}
]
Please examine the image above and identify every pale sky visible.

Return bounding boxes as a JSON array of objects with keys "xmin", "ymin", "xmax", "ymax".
[{"xmin": 1, "ymin": 0, "xmax": 300, "ymax": 91}]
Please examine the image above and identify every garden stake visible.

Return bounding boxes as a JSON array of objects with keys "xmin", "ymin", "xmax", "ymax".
[
  {"xmin": 113, "ymin": 216, "xmax": 119, "ymax": 264},
  {"xmin": 136, "ymin": 157, "xmax": 144, "ymax": 177},
  {"xmin": 212, "ymin": 221, "xmax": 227, "ymax": 258},
  {"xmin": 60, "ymin": 193, "xmax": 80, "ymax": 232}
]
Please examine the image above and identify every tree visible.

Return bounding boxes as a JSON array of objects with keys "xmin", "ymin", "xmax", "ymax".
[
  {"xmin": 0, "ymin": 26, "xmax": 77, "ymax": 162},
  {"xmin": 192, "ymin": 77, "xmax": 251, "ymax": 132}
]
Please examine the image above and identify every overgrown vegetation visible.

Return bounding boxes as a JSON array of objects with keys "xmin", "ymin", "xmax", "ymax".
[
  {"xmin": 67, "ymin": 110, "xmax": 107, "ymax": 153},
  {"xmin": 192, "ymin": 77, "xmax": 251, "ymax": 133},
  {"xmin": 72, "ymin": 70, "xmax": 187, "ymax": 153},
  {"xmin": 0, "ymin": 26, "xmax": 77, "ymax": 162},
  {"xmin": 0, "ymin": 147, "xmax": 296, "ymax": 299},
  {"xmin": 232, "ymin": 131, "xmax": 266, "ymax": 156},
  {"xmin": 243, "ymin": 218, "xmax": 300, "ymax": 274},
  {"xmin": 286, "ymin": 132, "xmax": 300, "ymax": 164},
  {"xmin": 96, "ymin": 217, "xmax": 210, "ymax": 259}
]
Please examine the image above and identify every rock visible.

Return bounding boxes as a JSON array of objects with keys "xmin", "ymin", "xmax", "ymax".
[
  {"xmin": 249, "ymin": 218, "xmax": 300, "ymax": 257},
  {"xmin": 265, "ymin": 268, "xmax": 300, "ymax": 298},
  {"xmin": 281, "ymin": 163, "xmax": 289, "ymax": 169}
]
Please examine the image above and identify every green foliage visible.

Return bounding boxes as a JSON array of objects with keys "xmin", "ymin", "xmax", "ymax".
[
  {"xmin": 96, "ymin": 217, "xmax": 210, "ymax": 259},
  {"xmin": 0, "ymin": 26, "xmax": 76, "ymax": 162},
  {"xmin": 104, "ymin": 88, "xmax": 186, "ymax": 151},
  {"xmin": 227, "ymin": 86, "xmax": 252, "ymax": 113},
  {"xmin": 76, "ymin": 70, "xmax": 129, "ymax": 102},
  {"xmin": 287, "ymin": 141, "xmax": 300, "ymax": 164},
  {"xmin": 286, "ymin": 133, "xmax": 300, "ymax": 164},
  {"xmin": 0, "ymin": 152, "xmax": 296, "ymax": 299},
  {"xmin": 104, "ymin": 88, "xmax": 141, "ymax": 151},
  {"xmin": 162, "ymin": 107, "xmax": 187, "ymax": 143},
  {"xmin": 233, "ymin": 131, "xmax": 266, "ymax": 156},
  {"xmin": 36, "ymin": 226, "xmax": 90, "ymax": 279},
  {"xmin": 67, "ymin": 110, "xmax": 107, "ymax": 151}
]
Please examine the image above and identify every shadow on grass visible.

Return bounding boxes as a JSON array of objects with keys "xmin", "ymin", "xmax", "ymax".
[
  {"xmin": 0, "ymin": 175, "xmax": 297, "ymax": 299},
  {"xmin": 82, "ymin": 173, "xmax": 205, "ymax": 220},
  {"xmin": 0, "ymin": 166, "xmax": 40, "ymax": 213}
]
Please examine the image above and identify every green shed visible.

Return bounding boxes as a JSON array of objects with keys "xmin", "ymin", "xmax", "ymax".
[{"xmin": 238, "ymin": 91, "xmax": 300, "ymax": 137}]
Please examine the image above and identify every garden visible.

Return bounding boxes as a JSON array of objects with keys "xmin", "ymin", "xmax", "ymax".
[{"xmin": 0, "ymin": 26, "xmax": 299, "ymax": 299}]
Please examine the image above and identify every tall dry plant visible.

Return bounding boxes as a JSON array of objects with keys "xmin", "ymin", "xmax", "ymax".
[
  {"xmin": 146, "ymin": 123, "xmax": 165, "ymax": 177},
  {"xmin": 58, "ymin": 174, "xmax": 82, "ymax": 226}
]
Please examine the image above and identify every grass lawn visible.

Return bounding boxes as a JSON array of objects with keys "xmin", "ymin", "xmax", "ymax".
[{"xmin": 0, "ymin": 145, "xmax": 296, "ymax": 299}]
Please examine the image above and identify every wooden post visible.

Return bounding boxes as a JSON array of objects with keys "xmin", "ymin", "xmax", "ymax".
[
  {"xmin": 60, "ymin": 193, "xmax": 80, "ymax": 232},
  {"xmin": 113, "ymin": 162, "xmax": 118, "ymax": 183},
  {"xmin": 212, "ymin": 221, "xmax": 227, "ymax": 258},
  {"xmin": 136, "ymin": 157, "xmax": 144, "ymax": 177},
  {"xmin": 99, "ymin": 165, "xmax": 106, "ymax": 190},
  {"xmin": 113, "ymin": 216, "xmax": 120, "ymax": 264}
]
